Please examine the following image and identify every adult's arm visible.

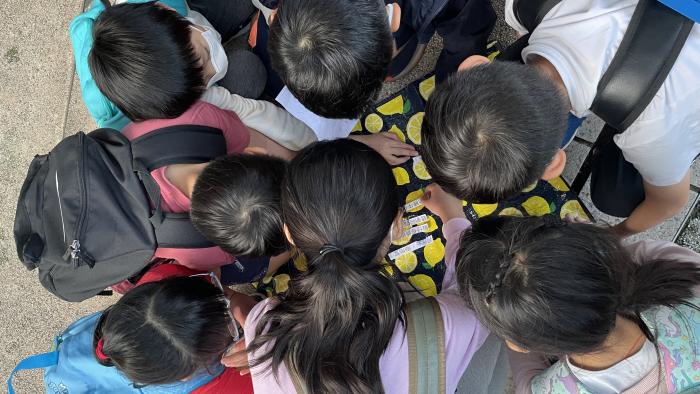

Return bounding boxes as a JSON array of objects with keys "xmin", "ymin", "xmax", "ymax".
[{"xmin": 613, "ymin": 172, "xmax": 690, "ymax": 237}]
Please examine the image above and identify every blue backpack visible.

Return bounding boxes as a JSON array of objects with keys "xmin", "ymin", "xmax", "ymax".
[{"xmin": 7, "ymin": 312, "xmax": 222, "ymax": 394}]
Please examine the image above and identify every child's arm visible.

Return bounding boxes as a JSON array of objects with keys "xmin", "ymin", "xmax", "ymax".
[{"xmin": 202, "ymin": 86, "xmax": 317, "ymax": 151}]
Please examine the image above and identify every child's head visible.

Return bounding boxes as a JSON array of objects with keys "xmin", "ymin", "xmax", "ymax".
[
  {"xmin": 269, "ymin": 0, "xmax": 392, "ymax": 119},
  {"xmin": 89, "ymin": 2, "xmax": 209, "ymax": 121},
  {"xmin": 456, "ymin": 215, "xmax": 700, "ymax": 355},
  {"xmin": 422, "ymin": 61, "xmax": 568, "ymax": 203},
  {"xmin": 190, "ymin": 154, "xmax": 287, "ymax": 257},
  {"xmin": 248, "ymin": 139, "xmax": 402, "ymax": 393},
  {"xmin": 94, "ymin": 276, "xmax": 232, "ymax": 384}
]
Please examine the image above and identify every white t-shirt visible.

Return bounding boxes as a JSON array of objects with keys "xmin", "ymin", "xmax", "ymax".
[
  {"xmin": 566, "ymin": 339, "xmax": 657, "ymax": 394},
  {"xmin": 505, "ymin": 0, "xmax": 700, "ymax": 186}
]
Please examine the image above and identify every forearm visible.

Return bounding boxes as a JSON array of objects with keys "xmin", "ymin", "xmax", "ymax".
[
  {"xmin": 614, "ymin": 174, "xmax": 690, "ymax": 237},
  {"xmin": 202, "ymin": 87, "xmax": 317, "ymax": 150}
]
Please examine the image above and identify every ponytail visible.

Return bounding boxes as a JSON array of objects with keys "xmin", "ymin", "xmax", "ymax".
[
  {"xmin": 248, "ymin": 139, "xmax": 402, "ymax": 393},
  {"xmin": 621, "ymin": 259, "xmax": 700, "ymax": 316},
  {"xmin": 458, "ymin": 215, "xmax": 700, "ymax": 356}
]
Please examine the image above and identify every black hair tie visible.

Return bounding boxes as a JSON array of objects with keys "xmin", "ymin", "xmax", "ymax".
[{"xmin": 319, "ymin": 244, "xmax": 344, "ymax": 256}]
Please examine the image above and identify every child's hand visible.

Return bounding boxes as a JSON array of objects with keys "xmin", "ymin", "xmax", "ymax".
[
  {"xmin": 222, "ymin": 339, "xmax": 250, "ymax": 375},
  {"xmin": 421, "ymin": 184, "xmax": 466, "ymax": 222},
  {"xmin": 349, "ymin": 133, "xmax": 418, "ymax": 165}
]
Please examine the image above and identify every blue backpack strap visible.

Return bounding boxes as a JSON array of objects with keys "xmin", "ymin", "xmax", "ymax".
[
  {"xmin": 7, "ymin": 351, "xmax": 59, "ymax": 394},
  {"xmin": 405, "ymin": 297, "xmax": 445, "ymax": 394}
]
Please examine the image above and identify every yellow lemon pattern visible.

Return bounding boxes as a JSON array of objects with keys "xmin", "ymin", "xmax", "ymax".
[
  {"xmin": 560, "ymin": 200, "xmax": 589, "ymax": 220},
  {"xmin": 473, "ymin": 203, "xmax": 498, "ymax": 217},
  {"xmin": 548, "ymin": 177, "xmax": 570, "ymax": 192},
  {"xmin": 364, "ymin": 113, "xmax": 383, "ymax": 133},
  {"xmin": 274, "ymin": 274, "xmax": 291, "ymax": 293},
  {"xmin": 409, "ymin": 274, "xmax": 437, "ymax": 297},
  {"xmin": 522, "ymin": 196, "xmax": 552, "ymax": 216},
  {"xmin": 499, "ymin": 207, "xmax": 524, "ymax": 217},
  {"xmin": 412, "ymin": 159, "xmax": 431, "ymax": 180},
  {"xmin": 388, "ymin": 124, "xmax": 406, "ymax": 142},
  {"xmin": 255, "ymin": 74, "xmax": 591, "ymax": 299},
  {"xmin": 293, "ymin": 253, "xmax": 308, "ymax": 272},
  {"xmin": 425, "ymin": 216, "xmax": 438, "ymax": 233},
  {"xmin": 419, "ymin": 76, "xmax": 435, "ymax": 101},
  {"xmin": 377, "ymin": 96, "xmax": 405, "ymax": 116},
  {"xmin": 522, "ymin": 181, "xmax": 538, "ymax": 193},
  {"xmin": 405, "ymin": 189, "xmax": 425, "ymax": 213},
  {"xmin": 407, "ymin": 112, "xmax": 424, "ymax": 145},
  {"xmin": 395, "ymin": 252, "xmax": 418, "ymax": 274},
  {"xmin": 393, "ymin": 167, "xmax": 410, "ymax": 185},
  {"xmin": 424, "ymin": 238, "xmax": 445, "ymax": 267}
]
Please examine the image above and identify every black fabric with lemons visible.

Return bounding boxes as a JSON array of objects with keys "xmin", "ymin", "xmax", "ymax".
[{"xmin": 253, "ymin": 73, "xmax": 590, "ymax": 298}]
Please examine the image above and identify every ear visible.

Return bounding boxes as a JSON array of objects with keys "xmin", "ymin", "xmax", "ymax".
[
  {"xmin": 268, "ymin": 9, "xmax": 277, "ymax": 25},
  {"xmin": 541, "ymin": 149, "xmax": 566, "ymax": 181},
  {"xmin": 458, "ymin": 55, "xmax": 490, "ymax": 71},
  {"xmin": 505, "ymin": 340, "xmax": 529, "ymax": 353},
  {"xmin": 244, "ymin": 146, "xmax": 269, "ymax": 156},
  {"xmin": 283, "ymin": 224, "xmax": 295, "ymax": 246}
]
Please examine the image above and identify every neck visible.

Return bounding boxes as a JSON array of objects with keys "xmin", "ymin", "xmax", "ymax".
[
  {"xmin": 164, "ymin": 163, "xmax": 208, "ymax": 198},
  {"xmin": 527, "ymin": 55, "xmax": 571, "ymax": 109},
  {"xmin": 568, "ymin": 316, "xmax": 647, "ymax": 371}
]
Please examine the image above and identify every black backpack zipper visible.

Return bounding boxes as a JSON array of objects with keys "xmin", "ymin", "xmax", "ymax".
[{"xmin": 62, "ymin": 133, "xmax": 95, "ymax": 268}]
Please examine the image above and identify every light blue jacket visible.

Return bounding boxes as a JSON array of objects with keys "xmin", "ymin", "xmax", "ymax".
[{"xmin": 69, "ymin": 0, "xmax": 188, "ymax": 130}]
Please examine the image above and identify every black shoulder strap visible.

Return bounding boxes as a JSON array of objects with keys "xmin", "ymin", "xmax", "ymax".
[
  {"xmin": 131, "ymin": 124, "xmax": 227, "ymax": 171},
  {"xmin": 513, "ymin": 0, "xmax": 561, "ymax": 32},
  {"xmin": 590, "ymin": 0, "xmax": 694, "ymax": 131},
  {"xmin": 131, "ymin": 124, "xmax": 226, "ymax": 250}
]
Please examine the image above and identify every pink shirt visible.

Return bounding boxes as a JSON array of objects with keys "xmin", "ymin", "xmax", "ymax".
[
  {"xmin": 244, "ymin": 218, "xmax": 490, "ymax": 393},
  {"xmin": 122, "ymin": 101, "xmax": 250, "ymax": 270}
]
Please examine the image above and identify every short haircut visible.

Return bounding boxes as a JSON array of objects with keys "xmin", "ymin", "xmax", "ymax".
[
  {"xmin": 95, "ymin": 276, "xmax": 231, "ymax": 384},
  {"xmin": 89, "ymin": 2, "xmax": 204, "ymax": 121},
  {"xmin": 422, "ymin": 61, "xmax": 568, "ymax": 203},
  {"xmin": 269, "ymin": 0, "xmax": 392, "ymax": 119},
  {"xmin": 190, "ymin": 154, "xmax": 287, "ymax": 257}
]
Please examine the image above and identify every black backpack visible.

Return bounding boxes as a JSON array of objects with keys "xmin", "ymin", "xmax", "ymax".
[
  {"xmin": 503, "ymin": 0, "xmax": 694, "ymax": 217},
  {"xmin": 13, "ymin": 126, "xmax": 226, "ymax": 301}
]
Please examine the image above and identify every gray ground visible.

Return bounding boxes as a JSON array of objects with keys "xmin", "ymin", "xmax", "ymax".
[{"xmin": 1, "ymin": 0, "xmax": 698, "ymax": 392}]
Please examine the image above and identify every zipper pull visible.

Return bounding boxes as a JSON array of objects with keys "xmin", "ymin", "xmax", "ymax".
[{"xmin": 63, "ymin": 240, "xmax": 96, "ymax": 268}]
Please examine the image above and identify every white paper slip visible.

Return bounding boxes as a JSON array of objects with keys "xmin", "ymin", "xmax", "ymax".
[
  {"xmin": 404, "ymin": 198, "xmax": 423, "ymax": 212},
  {"xmin": 402, "ymin": 214, "xmax": 429, "ymax": 227},
  {"xmin": 412, "ymin": 156, "xmax": 423, "ymax": 164},
  {"xmin": 400, "ymin": 224, "xmax": 429, "ymax": 238},
  {"xmin": 388, "ymin": 236, "xmax": 433, "ymax": 260},
  {"xmin": 276, "ymin": 86, "xmax": 359, "ymax": 141}
]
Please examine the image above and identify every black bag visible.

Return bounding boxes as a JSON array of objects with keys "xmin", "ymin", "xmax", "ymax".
[
  {"xmin": 13, "ymin": 126, "xmax": 226, "ymax": 301},
  {"xmin": 509, "ymin": 0, "xmax": 694, "ymax": 217}
]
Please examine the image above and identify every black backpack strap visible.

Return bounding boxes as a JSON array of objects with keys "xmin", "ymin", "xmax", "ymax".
[
  {"xmin": 130, "ymin": 124, "xmax": 227, "ymax": 171},
  {"xmin": 130, "ymin": 125, "xmax": 224, "ymax": 249},
  {"xmin": 512, "ymin": 0, "xmax": 561, "ymax": 32},
  {"xmin": 590, "ymin": 0, "xmax": 694, "ymax": 131},
  {"xmin": 571, "ymin": 0, "xmax": 693, "ymax": 194}
]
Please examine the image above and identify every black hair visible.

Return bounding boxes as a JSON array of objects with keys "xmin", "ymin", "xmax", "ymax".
[
  {"xmin": 89, "ymin": 1, "xmax": 204, "ymax": 121},
  {"xmin": 422, "ymin": 62, "xmax": 568, "ymax": 203},
  {"xmin": 247, "ymin": 139, "xmax": 402, "ymax": 393},
  {"xmin": 268, "ymin": 0, "xmax": 392, "ymax": 119},
  {"xmin": 93, "ymin": 276, "xmax": 232, "ymax": 385},
  {"xmin": 456, "ymin": 215, "xmax": 700, "ymax": 355},
  {"xmin": 190, "ymin": 154, "xmax": 288, "ymax": 257}
]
